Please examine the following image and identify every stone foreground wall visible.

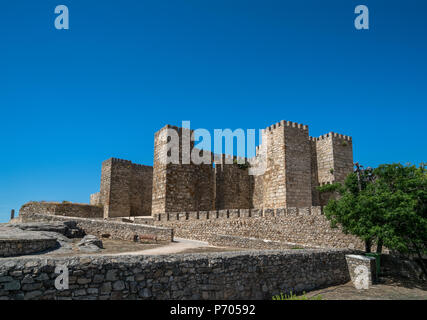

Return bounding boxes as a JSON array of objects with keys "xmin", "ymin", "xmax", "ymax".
[
  {"xmin": 0, "ymin": 239, "xmax": 58, "ymax": 258},
  {"xmin": 20, "ymin": 202, "xmax": 103, "ymax": 219},
  {"xmin": 153, "ymin": 207, "xmax": 364, "ymax": 250},
  {"xmin": 20, "ymin": 213, "xmax": 173, "ymax": 242},
  {"xmin": 0, "ymin": 249, "xmax": 352, "ymax": 300}
]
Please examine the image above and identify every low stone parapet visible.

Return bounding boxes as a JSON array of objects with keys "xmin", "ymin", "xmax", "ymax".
[
  {"xmin": 0, "ymin": 249, "xmax": 352, "ymax": 300},
  {"xmin": 0, "ymin": 238, "xmax": 58, "ymax": 257},
  {"xmin": 208, "ymin": 234, "xmax": 320, "ymax": 250},
  {"xmin": 20, "ymin": 201, "xmax": 103, "ymax": 219},
  {"xmin": 19, "ymin": 213, "xmax": 173, "ymax": 243}
]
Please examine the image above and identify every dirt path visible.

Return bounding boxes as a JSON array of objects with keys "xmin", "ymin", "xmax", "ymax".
[{"xmin": 101, "ymin": 237, "xmax": 213, "ymax": 256}]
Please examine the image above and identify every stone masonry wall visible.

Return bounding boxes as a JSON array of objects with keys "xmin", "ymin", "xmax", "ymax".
[
  {"xmin": 96, "ymin": 158, "xmax": 153, "ymax": 218},
  {"xmin": 207, "ymin": 234, "xmax": 319, "ymax": 250},
  {"xmin": 96, "ymin": 121, "xmax": 353, "ymax": 217},
  {"xmin": 19, "ymin": 213, "xmax": 173, "ymax": 242},
  {"xmin": 0, "ymin": 239, "xmax": 58, "ymax": 258},
  {"xmin": 152, "ymin": 125, "xmax": 216, "ymax": 214},
  {"xmin": 261, "ymin": 123, "xmax": 287, "ymax": 208},
  {"xmin": 283, "ymin": 122, "xmax": 312, "ymax": 207},
  {"xmin": 0, "ymin": 249, "xmax": 352, "ymax": 300},
  {"xmin": 215, "ymin": 158, "xmax": 253, "ymax": 210},
  {"xmin": 19, "ymin": 202, "xmax": 103, "ymax": 219},
  {"xmin": 331, "ymin": 133, "xmax": 354, "ymax": 183},
  {"xmin": 310, "ymin": 138, "xmax": 320, "ymax": 206},
  {"xmin": 311, "ymin": 133, "xmax": 353, "ymax": 205},
  {"xmin": 153, "ymin": 207, "xmax": 365, "ymax": 250}
]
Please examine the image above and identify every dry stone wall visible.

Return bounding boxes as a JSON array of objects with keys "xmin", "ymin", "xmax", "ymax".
[
  {"xmin": 20, "ymin": 202, "xmax": 103, "ymax": 219},
  {"xmin": 0, "ymin": 239, "xmax": 58, "ymax": 258},
  {"xmin": 207, "ymin": 234, "xmax": 319, "ymax": 250},
  {"xmin": 0, "ymin": 249, "xmax": 352, "ymax": 300},
  {"xmin": 153, "ymin": 207, "xmax": 365, "ymax": 250},
  {"xmin": 19, "ymin": 213, "xmax": 173, "ymax": 242}
]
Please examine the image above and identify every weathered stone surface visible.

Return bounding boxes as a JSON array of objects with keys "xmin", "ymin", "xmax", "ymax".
[
  {"xmin": 7, "ymin": 222, "xmax": 68, "ymax": 235},
  {"xmin": 19, "ymin": 202, "xmax": 103, "ymax": 219},
  {"xmin": 150, "ymin": 122, "xmax": 352, "ymax": 214},
  {"xmin": 90, "ymin": 158, "xmax": 153, "ymax": 218},
  {"xmin": 0, "ymin": 225, "xmax": 59, "ymax": 257},
  {"xmin": 154, "ymin": 209, "xmax": 364, "ymax": 250},
  {"xmin": 345, "ymin": 254, "xmax": 377, "ymax": 289},
  {"xmin": 19, "ymin": 214, "xmax": 173, "ymax": 243},
  {"xmin": 77, "ymin": 235, "xmax": 103, "ymax": 252},
  {"xmin": 0, "ymin": 249, "xmax": 353, "ymax": 300}
]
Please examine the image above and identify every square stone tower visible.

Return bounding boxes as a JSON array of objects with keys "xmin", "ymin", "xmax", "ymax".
[
  {"xmin": 151, "ymin": 125, "xmax": 215, "ymax": 214},
  {"xmin": 259, "ymin": 121, "xmax": 313, "ymax": 208},
  {"xmin": 91, "ymin": 158, "xmax": 153, "ymax": 218}
]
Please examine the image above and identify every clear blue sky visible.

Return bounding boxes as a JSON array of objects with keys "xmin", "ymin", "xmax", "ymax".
[{"xmin": 0, "ymin": 1, "xmax": 426, "ymax": 222}]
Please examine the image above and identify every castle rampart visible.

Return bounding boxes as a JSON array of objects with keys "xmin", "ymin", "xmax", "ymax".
[{"xmin": 91, "ymin": 120, "xmax": 353, "ymax": 219}]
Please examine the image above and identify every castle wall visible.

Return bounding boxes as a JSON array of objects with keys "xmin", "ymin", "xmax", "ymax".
[
  {"xmin": 153, "ymin": 207, "xmax": 365, "ymax": 250},
  {"xmin": 93, "ymin": 121, "xmax": 353, "ymax": 218},
  {"xmin": 261, "ymin": 124, "xmax": 287, "ymax": 208},
  {"xmin": 130, "ymin": 164, "xmax": 153, "ymax": 216},
  {"xmin": 252, "ymin": 174, "xmax": 264, "ymax": 208},
  {"xmin": 89, "ymin": 192, "xmax": 101, "ymax": 206},
  {"xmin": 283, "ymin": 122, "xmax": 312, "ymax": 207},
  {"xmin": 315, "ymin": 134, "xmax": 335, "ymax": 185},
  {"xmin": 312, "ymin": 133, "xmax": 353, "ymax": 205},
  {"xmin": 215, "ymin": 157, "xmax": 253, "ymax": 210},
  {"xmin": 151, "ymin": 121, "xmax": 353, "ymax": 213},
  {"xmin": 152, "ymin": 125, "xmax": 215, "ymax": 214},
  {"xmin": 100, "ymin": 158, "xmax": 153, "ymax": 218},
  {"xmin": 259, "ymin": 121, "xmax": 312, "ymax": 208},
  {"xmin": 151, "ymin": 128, "xmax": 168, "ymax": 214},
  {"xmin": 331, "ymin": 134, "xmax": 353, "ymax": 183},
  {"xmin": 310, "ymin": 138, "xmax": 320, "ymax": 206}
]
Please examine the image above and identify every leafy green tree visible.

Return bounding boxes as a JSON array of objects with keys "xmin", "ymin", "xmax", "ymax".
[
  {"xmin": 318, "ymin": 163, "xmax": 427, "ymax": 276},
  {"xmin": 373, "ymin": 164, "xmax": 427, "ymax": 273}
]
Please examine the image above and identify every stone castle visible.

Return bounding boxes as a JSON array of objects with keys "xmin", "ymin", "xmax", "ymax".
[{"xmin": 90, "ymin": 120, "xmax": 353, "ymax": 218}]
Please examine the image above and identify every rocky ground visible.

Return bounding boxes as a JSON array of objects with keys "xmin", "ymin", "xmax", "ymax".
[
  {"xmin": 0, "ymin": 222, "xmax": 244, "ymax": 257},
  {"xmin": 304, "ymin": 277, "xmax": 427, "ymax": 300}
]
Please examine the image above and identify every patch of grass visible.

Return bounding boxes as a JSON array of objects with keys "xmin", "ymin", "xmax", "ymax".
[{"xmin": 272, "ymin": 291, "xmax": 322, "ymax": 300}]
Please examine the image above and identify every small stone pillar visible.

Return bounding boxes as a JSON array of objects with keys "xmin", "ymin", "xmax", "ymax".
[
  {"xmin": 345, "ymin": 254, "xmax": 377, "ymax": 289},
  {"xmin": 10, "ymin": 209, "xmax": 15, "ymax": 220}
]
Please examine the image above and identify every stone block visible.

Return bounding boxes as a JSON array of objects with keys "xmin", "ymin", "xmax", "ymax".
[
  {"xmin": 263, "ymin": 209, "xmax": 274, "ymax": 217},
  {"xmin": 228, "ymin": 209, "xmax": 239, "ymax": 219},
  {"xmin": 240, "ymin": 209, "xmax": 250, "ymax": 218},
  {"xmin": 217, "ymin": 210, "xmax": 228, "ymax": 219},
  {"xmin": 199, "ymin": 211, "xmax": 209, "ymax": 220},
  {"xmin": 275, "ymin": 208, "xmax": 286, "ymax": 217},
  {"xmin": 345, "ymin": 254, "xmax": 377, "ymax": 289}
]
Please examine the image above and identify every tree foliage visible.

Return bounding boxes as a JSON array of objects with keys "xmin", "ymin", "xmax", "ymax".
[{"xmin": 318, "ymin": 163, "xmax": 427, "ymax": 275}]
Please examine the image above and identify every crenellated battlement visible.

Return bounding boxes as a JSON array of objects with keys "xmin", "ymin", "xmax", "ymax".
[
  {"xmin": 152, "ymin": 206, "xmax": 323, "ymax": 222},
  {"xmin": 262, "ymin": 119, "xmax": 309, "ymax": 134},
  {"xmin": 93, "ymin": 119, "xmax": 353, "ymax": 217},
  {"xmin": 315, "ymin": 132, "xmax": 352, "ymax": 141}
]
